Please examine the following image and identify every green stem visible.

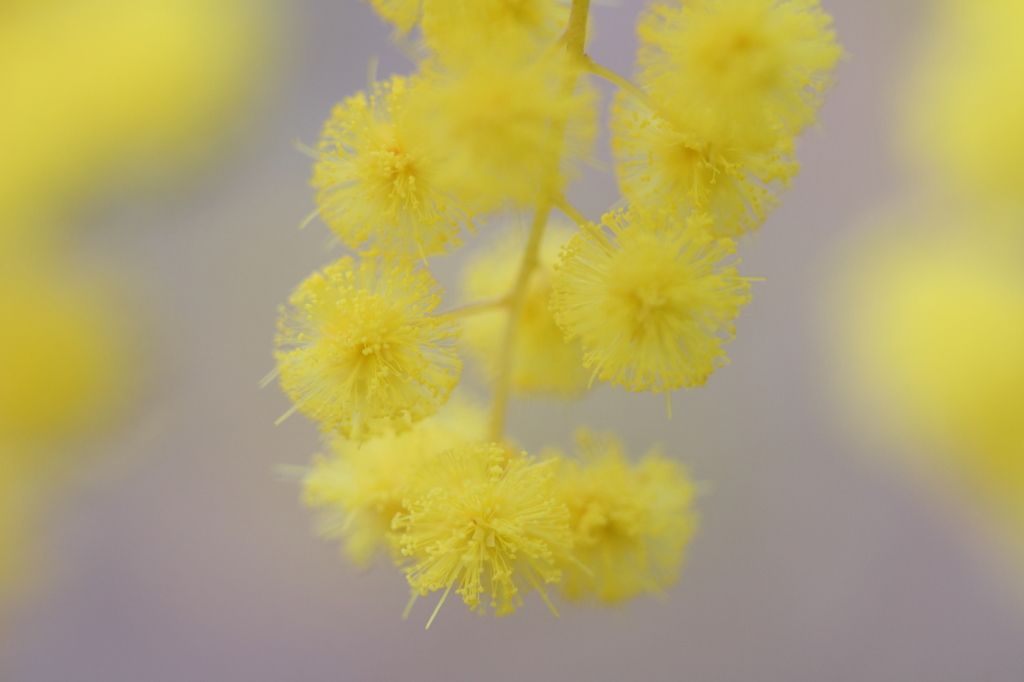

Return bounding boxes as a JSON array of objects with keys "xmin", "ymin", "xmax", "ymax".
[{"xmin": 487, "ymin": 0, "xmax": 592, "ymax": 443}]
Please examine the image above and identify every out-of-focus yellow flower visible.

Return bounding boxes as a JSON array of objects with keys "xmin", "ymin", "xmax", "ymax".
[
  {"xmin": 415, "ymin": 48, "xmax": 597, "ymax": 211},
  {"xmin": 420, "ymin": 0, "xmax": 569, "ymax": 64},
  {"xmin": 302, "ymin": 398, "xmax": 486, "ymax": 568},
  {"xmin": 274, "ymin": 257, "xmax": 461, "ymax": 440},
  {"xmin": 311, "ymin": 75, "xmax": 475, "ymax": 259},
  {"xmin": 0, "ymin": 0, "xmax": 270, "ymax": 226},
  {"xmin": 637, "ymin": 0, "xmax": 841, "ymax": 144},
  {"xmin": 611, "ymin": 90, "xmax": 797, "ymax": 237},
  {"xmin": 551, "ymin": 208, "xmax": 752, "ymax": 393},
  {"xmin": 901, "ymin": 0, "xmax": 1024, "ymax": 207},
  {"xmin": 395, "ymin": 442, "xmax": 571, "ymax": 624},
  {"xmin": 0, "ymin": 269, "xmax": 133, "ymax": 449},
  {"xmin": 552, "ymin": 429, "xmax": 697, "ymax": 604},
  {"xmin": 461, "ymin": 224, "xmax": 589, "ymax": 397},
  {"xmin": 832, "ymin": 220, "xmax": 1024, "ymax": 476}
]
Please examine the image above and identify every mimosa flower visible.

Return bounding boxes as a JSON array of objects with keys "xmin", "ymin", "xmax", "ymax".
[
  {"xmin": 551, "ymin": 207, "xmax": 752, "ymax": 392},
  {"xmin": 553, "ymin": 429, "xmax": 698, "ymax": 604},
  {"xmin": 611, "ymin": 91, "xmax": 797, "ymax": 237},
  {"xmin": 302, "ymin": 399, "xmax": 486, "ymax": 567},
  {"xmin": 637, "ymin": 0, "xmax": 841, "ymax": 142},
  {"xmin": 311, "ymin": 75, "xmax": 474, "ymax": 258},
  {"xmin": 274, "ymin": 257, "xmax": 460, "ymax": 439},
  {"xmin": 415, "ymin": 48, "xmax": 597, "ymax": 211},
  {"xmin": 395, "ymin": 442, "xmax": 572, "ymax": 624}
]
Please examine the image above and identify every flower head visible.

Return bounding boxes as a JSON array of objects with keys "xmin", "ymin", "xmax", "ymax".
[
  {"xmin": 637, "ymin": 0, "xmax": 841, "ymax": 142},
  {"xmin": 611, "ymin": 91, "xmax": 797, "ymax": 237},
  {"xmin": 311, "ymin": 75, "xmax": 474, "ymax": 258},
  {"xmin": 552, "ymin": 429, "xmax": 698, "ymax": 604},
  {"xmin": 361, "ymin": 0, "xmax": 421, "ymax": 34},
  {"xmin": 461, "ymin": 224, "xmax": 589, "ymax": 396},
  {"xmin": 415, "ymin": 49, "xmax": 597, "ymax": 211},
  {"xmin": 302, "ymin": 398, "xmax": 486, "ymax": 567},
  {"xmin": 274, "ymin": 257, "xmax": 460, "ymax": 439},
  {"xmin": 420, "ymin": 0, "xmax": 569, "ymax": 64},
  {"xmin": 395, "ymin": 442, "xmax": 572, "ymax": 624},
  {"xmin": 551, "ymin": 207, "xmax": 752, "ymax": 392}
]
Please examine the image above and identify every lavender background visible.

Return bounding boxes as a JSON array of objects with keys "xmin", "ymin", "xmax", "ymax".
[{"xmin": 3, "ymin": 1, "xmax": 1024, "ymax": 680}]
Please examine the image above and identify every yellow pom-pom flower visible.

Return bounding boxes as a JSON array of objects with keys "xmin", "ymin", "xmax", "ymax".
[
  {"xmin": 832, "ymin": 220, "xmax": 1024, "ymax": 476},
  {"xmin": 0, "ymin": 0, "xmax": 270, "ymax": 224},
  {"xmin": 611, "ymin": 91, "xmax": 798, "ymax": 237},
  {"xmin": 902, "ymin": 0, "xmax": 1024, "ymax": 206},
  {"xmin": 415, "ymin": 49, "xmax": 597, "ymax": 211},
  {"xmin": 420, "ymin": 0, "xmax": 569, "ymax": 64},
  {"xmin": 637, "ymin": 0, "xmax": 841, "ymax": 142},
  {"xmin": 552, "ymin": 429, "xmax": 698, "ymax": 604},
  {"xmin": 461, "ymin": 224, "xmax": 589, "ymax": 396},
  {"xmin": 0, "ymin": 270, "xmax": 133, "ymax": 448},
  {"xmin": 395, "ymin": 442, "xmax": 572, "ymax": 625},
  {"xmin": 273, "ymin": 257, "xmax": 461, "ymax": 439},
  {"xmin": 302, "ymin": 398, "xmax": 486, "ymax": 568},
  {"xmin": 551, "ymin": 208, "xmax": 752, "ymax": 393},
  {"xmin": 311, "ymin": 75, "xmax": 475, "ymax": 259}
]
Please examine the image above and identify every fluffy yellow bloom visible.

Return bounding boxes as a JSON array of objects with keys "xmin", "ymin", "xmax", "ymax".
[
  {"xmin": 551, "ymin": 208, "xmax": 752, "ymax": 393},
  {"xmin": 611, "ymin": 91, "xmax": 798, "ymax": 237},
  {"xmin": 832, "ymin": 221, "xmax": 1024, "ymax": 474},
  {"xmin": 274, "ymin": 257, "xmax": 461, "ymax": 439},
  {"xmin": 0, "ymin": 269, "xmax": 132, "ymax": 447},
  {"xmin": 414, "ymin": 49, "xmax": 597, "ymax": 211},
  {"xmin": 311, "ymin": 75, "xmax": 475, "ymax": 259},
  {"xmin": 395, "ymin": 442, "xmax": 572, "ymax": 624},
  {"xmin": 902, "ymin": 0, "xmax": 1024, "ymax": 206},
  {"xmin": 420, "ymin": 0, "xmax": 569, "ymax": 64},
  {"xmin": 461, "ymin": 224, "xmax": 589, "ymax": 396},
  {"xmin": 0, "ymin": 0, "xmax": 269, "ymax": 224},
  {"xmin": 302, "ymin": 399, "xmax": 486, "ymax": 567},
  {"xmin": 637, "ymin": 0, "xmax": 841, "ymax": 142},
  {"xmin": 552, "ymin": 429, "xmax": 698, "ymax": 604}
]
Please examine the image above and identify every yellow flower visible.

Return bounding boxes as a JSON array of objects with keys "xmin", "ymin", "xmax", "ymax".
[
  {"xmin": 395, "ymin": 442, "xmax": 572, "ymax": 624},
  {"xmin": 420, "ymin": 0, "xmax": 569, "ymax": 64},
  {"xmin": 0, "ymin": 0, "xmax": 269, "ymax": 224},
  {"xmin": 832, "ymin": 220, "xmax": 1024, "ymax": 476},
  {"xmin": 461, "ymin": 223, "xmax": 589, "ymax": 396},
  {"xmin": 415, "ymin": 48, "xmax": 597, "ymax": 211},
  {"xmin": 901, "ymin": 0, "xmax": 1024, "ymax": 207},
  {"xmin": 551, "ymin": 207, "xmax": 752, "ymax": 393},
  {"xmin": 273, "ymin": 257, "xmax": 461, "ymax": 439},
  {"xmin": 311, "ymin": 75, "xmax": 475, "ymax": 259},
  {"xmin": 0, "ymin": 268, "xmax": 133, "ymax": 448},
  {"xmin": 637, "ymin": 0, "xmax": 841, "ymax": 143},
  {"xmin": 302, "ymin": 398, "xmax": 486, "ymax": 568},
  {"xmin": 611, "ymin": 91, "xmax": 798, "ymax": 237},
  {"xmin": 552, "ymin": 429, "xmax": 698, "ymax": 604}
]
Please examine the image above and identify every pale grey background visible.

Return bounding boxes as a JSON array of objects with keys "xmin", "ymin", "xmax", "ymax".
[{"xmin": 3, "ymin": 0, "xmax": 1024, "ymax": 680}]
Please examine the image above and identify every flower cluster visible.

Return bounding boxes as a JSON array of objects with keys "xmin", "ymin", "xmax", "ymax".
[{"xmin": 275, "ymin": 0, "xmax": 840, "ymax": 626}]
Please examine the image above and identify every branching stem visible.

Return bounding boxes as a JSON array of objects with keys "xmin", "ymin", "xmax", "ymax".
[
  {"xmin": 581, "ymin": 55, "xmax": 654, "ymax": 109},
  {"xmin": 487, "ymin": 0, "xmax": 592, "ymax": 443}
]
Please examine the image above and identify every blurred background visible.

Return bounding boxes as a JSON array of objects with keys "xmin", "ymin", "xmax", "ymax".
[{"xmin": 2, "ymin": 0, "xmax": 1023, "ymax": 680}]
